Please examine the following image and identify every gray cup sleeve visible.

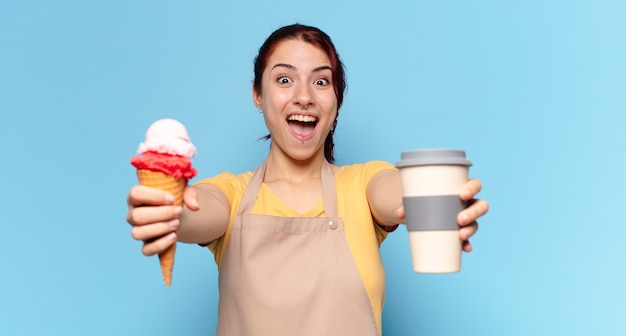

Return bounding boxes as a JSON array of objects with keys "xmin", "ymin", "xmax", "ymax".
[{"xmin": 403, "ymin": 195, "xmax": 467, "ymax": 231}]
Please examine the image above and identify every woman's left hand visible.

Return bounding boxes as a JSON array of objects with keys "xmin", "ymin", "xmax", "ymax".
[
  {"xmin": 457, "ymin": 178, "xmax": 489, "ymax": 252},
  {"xmin": 394, "ymin": 178, "xmax": 489, "ymax": 253}
]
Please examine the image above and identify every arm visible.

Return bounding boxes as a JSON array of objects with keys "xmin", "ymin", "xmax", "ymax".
[
  {"xmin": 177, "ymin": 183, "xmax": 230, "ymax": 244},
  {"xmin": 366, "ymin": 169, "xmax": 404, "ymax": 226}
]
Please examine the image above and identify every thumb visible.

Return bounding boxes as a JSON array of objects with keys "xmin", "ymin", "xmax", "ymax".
[
  {"xmin": 183, "ymin": 185, "xmax": 200, "ymax": 210},
  {"xmin": 395, "ymin": 206, "xmax": 405, "ymax": 221}
]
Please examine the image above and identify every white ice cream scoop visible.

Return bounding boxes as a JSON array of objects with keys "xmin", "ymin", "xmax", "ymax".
[{"xmin": 137, "ymin": 118, "xmax": 197, "ymax": 158}]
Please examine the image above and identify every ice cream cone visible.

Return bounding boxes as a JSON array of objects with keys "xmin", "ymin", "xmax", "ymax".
[
  {"xmin": 136, "ymin": 169, "xmax": 187, "ymax": 286},
  {"xmin": 132, "ymin": 119, "xmax": 197, "ymax": 286}
]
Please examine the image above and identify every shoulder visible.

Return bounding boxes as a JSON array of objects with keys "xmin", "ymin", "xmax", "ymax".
[
  {"xmin": 193, "ymin": 170, "xmax": 254, "ymax": 200},
  {"xmin": 194, "ymin": 170, "xmax": 253, "ymax": 186},
  {"xmin": 335, "ymin": 160, "xmax": 397, "ymax": 181}
]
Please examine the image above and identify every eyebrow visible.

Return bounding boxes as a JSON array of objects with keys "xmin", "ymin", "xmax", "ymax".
[{"xmin": 271, "ymin": 63, "xmax": 333, "ymax": 73}]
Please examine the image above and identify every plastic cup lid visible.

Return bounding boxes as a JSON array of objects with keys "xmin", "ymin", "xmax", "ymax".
[{"xmin": 396, "ymin": 149, "xmax": 472, "ymax": 168}]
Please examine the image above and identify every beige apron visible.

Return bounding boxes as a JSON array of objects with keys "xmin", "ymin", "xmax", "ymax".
[{"xmin": 216, "ymin": 160, "xmax": 378, "ymax": 336}]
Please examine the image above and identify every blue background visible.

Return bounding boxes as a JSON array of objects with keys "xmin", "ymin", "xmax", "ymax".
[{"xmin": 2, "ymin": 1, "xmax": 624, "ymax": 335}]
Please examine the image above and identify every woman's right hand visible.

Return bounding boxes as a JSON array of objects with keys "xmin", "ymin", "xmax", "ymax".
[{"xmin": 126, "ymin": 185, "xmax": 191, "ymax": 256}]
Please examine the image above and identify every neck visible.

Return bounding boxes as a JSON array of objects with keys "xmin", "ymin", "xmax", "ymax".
[{"xmin": 264, "ymin": 146, "xmax": 325, "ymax": 183}]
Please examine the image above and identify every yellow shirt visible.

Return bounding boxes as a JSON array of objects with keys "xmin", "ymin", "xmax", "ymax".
[{"xmin": 196, "ymin": 160, "xmax": 398, "ymax": 334}]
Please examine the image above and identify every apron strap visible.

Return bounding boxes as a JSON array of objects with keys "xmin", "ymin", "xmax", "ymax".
[
  {"xmin": 238, "ymin": 161, "xmax": 266, "ymax": 215},
  {"xmin": 237, "ymin": 160, "xmax": 338, "ymax": 218},
  {"xmin": 320, "ymin": 160, "xmax": 338, "ymax": 218}
]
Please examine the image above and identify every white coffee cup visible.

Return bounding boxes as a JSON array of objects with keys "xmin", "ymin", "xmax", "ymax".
[{"xmin": 396, "ymin": 149, "xmax": 472, "ymax": 273}]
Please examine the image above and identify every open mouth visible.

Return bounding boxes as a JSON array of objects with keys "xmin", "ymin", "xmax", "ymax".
[{"xmin": 287, "ymin": 114, "xmax": 318, "ymax": 139}]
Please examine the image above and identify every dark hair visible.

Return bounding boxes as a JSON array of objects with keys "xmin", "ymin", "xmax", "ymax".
[{"xmin": 253, "ymin": 23, "xmax": 346, "ymax": 164}]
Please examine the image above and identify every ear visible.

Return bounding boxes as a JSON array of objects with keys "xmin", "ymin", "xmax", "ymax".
[{"xmin": 252, "ymin": 85, "xmax": 262, "ymax": 110}]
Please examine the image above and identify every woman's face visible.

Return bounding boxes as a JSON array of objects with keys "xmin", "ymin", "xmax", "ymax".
[{"xmin": 253, "ymin": 39, "xmax": 338, "ymax": 162}]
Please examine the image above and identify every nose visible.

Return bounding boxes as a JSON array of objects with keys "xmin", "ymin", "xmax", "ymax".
[{"xmin": 292, "ymin": 82, "xmax": 314, "ymax": 108}]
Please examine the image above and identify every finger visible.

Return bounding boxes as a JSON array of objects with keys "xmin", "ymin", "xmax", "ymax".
[
  {"xmin": 460, "ymin": 178, "xmax": 482, "ymax": 201},
  {"xmin": 141, "ymin": 232, "xmax": 177, "ymax": 256},
  {"xmin": 183, "ymin": 186, "xmax": 200, "ymax": 210},
  {"xmin": 462, "ymin": 240, "xmax": 473, "ymax": 253},
  {"xmin": 458, "ymin": 199, "xmax": 489, "ymax": 226},
  {"xmin": 126, "ymin": 204, "xmax": 182, "ymax": 226},
  {"xmin": 394, "ymin": 206, "xmax": 405, "ymax": 220},
  {"xmin": 131, "ymin": 219, "xmax": 180, "ymax": 241},
  {"xmin": 459, "ymin": 221, "xmax": 478, "ymax": 240},
  {"xmin": 127, "ymin": 185, "xmax": 176, "ymax": 208}
]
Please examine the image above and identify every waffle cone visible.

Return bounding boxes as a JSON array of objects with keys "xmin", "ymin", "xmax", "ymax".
[{"xmin": 136, "ymin": 169, "xmax": 187, "ymax": 286}]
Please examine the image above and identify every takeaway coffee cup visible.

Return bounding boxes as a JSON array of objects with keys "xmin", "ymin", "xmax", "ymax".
[{"xmin": 396, "ymin": 149, "xmax": 472, "ymax": 273}]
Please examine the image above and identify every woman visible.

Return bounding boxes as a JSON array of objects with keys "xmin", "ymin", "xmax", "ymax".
[{"xmin": 126, "ymin": 24, "xmax": 489, "ymax": 336}]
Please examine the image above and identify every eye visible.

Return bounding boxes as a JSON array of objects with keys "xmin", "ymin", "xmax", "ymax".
[
  {"xmin": 277, "ymin": 76, "xmax": 292, "ymax": 84},
  {"xmin": 314, "ymin": 78, "xmax": 330, "ymax": 86}
]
